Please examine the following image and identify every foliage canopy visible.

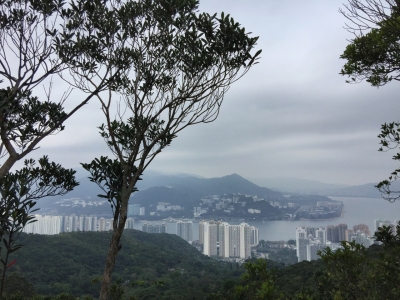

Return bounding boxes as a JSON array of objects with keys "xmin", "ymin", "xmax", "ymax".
[
  {"xmin": 340, "ymin": 1, "xmax": 400, "ymax": 201},
  {"xmin": 0, "ymin": 0, "xmax": 136, "ymax": 296},
  {"xmin": 59, "ymin": 0, "xmax": 261, "ymax": 297}
]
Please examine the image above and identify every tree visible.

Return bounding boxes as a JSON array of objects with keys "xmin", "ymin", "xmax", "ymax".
[
  {"xmin": 0, "ymin": 1, "xmax": 78, "ymax": 296},
  {"xmin": 0, "ymin": 0, "xmax": 134, "ymax": 296},
  {"xmin": 340, "ymin": 0, "xmax": 400, "ymax": 86},
  {"xmin": 317, "ymin": 241, "xmax": 372, "ymax": 300},
  {"xmin": 62, "ymin": 0, "xmax": 261, "ymax": 298},
  {"xmin": 340, "ymin": 1, "xmax": 400, "ymax": 201},
  {"xmin": 0, "ymin": 0, "xmax": 132, "ymax": 174},
  {"xmin": 0, "ymin": 157, "xmax": 78, "ymax": 298},
  {"xmin": 1, "ymin": 272, "xmax": 36, "ymax": 299},
  {"xmin": 233, "ymin": 259, "xmax": 283, "ymax": 300},
  {"xmin": 315, "ymin": 224, "xmax": 400, "ymax": 300},
  {"xmin": 206, "ymin": 259, "xmax": 283, "ymax": 300}
]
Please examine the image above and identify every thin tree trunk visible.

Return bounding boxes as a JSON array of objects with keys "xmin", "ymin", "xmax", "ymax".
[
  {"xmin": 99, "ymin": 225, "xmax": 123, "ymax": 300},
  {"xmin": 0, "ymin": 150, "xmax": 18, "ymax": 179},
  {"xmin": 99, "ymin": 195, "xmax": 129, "ymax": 300},
  {"xmin": 0, "ymin": 247, "xmax": 10, "ymax": 299}
]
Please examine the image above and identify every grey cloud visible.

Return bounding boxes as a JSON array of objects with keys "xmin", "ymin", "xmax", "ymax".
[{"xmin": 9, "ymin": 0, "xmax": 400, "ymax": 187}]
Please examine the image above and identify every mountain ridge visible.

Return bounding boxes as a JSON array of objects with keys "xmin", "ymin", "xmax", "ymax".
[{"xmin": 38, "ymin": 170, "xmax": 393, "ymax": 211}]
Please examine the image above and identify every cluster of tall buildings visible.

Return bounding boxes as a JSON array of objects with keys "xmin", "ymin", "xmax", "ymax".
[
  {"xmin": 199, "ymin": 221, "xmax": 259, "ymax": 259},
  {"xmin": 295, "ymin": 223, "xmax": 376, "ymax": 262},
  {"xmin": 23, "ymin": 215, "xmax": 63, "ymax": 235},
  {"xmin": 177, "ymin": 220, "xmax": 193, "ymax": 242},
  {"xmin": 128, "ymin": 204, "xmax": 145, "ymax": 216},
  {"xmin": 142, "ymin": 220, "xmax": 193, "ymax": 242},
  {"xmin": 23, "ymin": 214, "xmax": 136, "ymax": 235},
  {"xmin": 295, "ymin": 226, "xmax": 328, "ymax": 262},
  {"xmin": 142, "ymin": 222, "xmax": 167, "ymax": 234}
]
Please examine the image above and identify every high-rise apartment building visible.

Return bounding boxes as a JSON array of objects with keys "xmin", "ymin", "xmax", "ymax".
[
  {"xmin": 347, "ymin": 224, "xmax": 372, "ymax": 241},
  {"xmin": 250, "ymin": 225, "xmax": 259, "ymax": 247},
  {"xmin": 219, "ymin": 222, "xmax": 229, "ymax": 257},
  {"xmin": 88, "ymin": 216, "xmax": 98, "ymax": 231},
  {"xmin": 128, "ymin": 204, "xmax": 141, "ymax": 216},
  {"xmin": 296, "ymin": 226, "xmax": 327, "ymax": 262},
  {"xmin": 349, "ymin": 232, "xmax": 373, "ymax": 247},
  {"xmin": 316, "ymin": 227, "xmax": 327, "ymax": 244},
  {"xmin": 125, "ymin": 218, "xmax": 135, "ymax": 229},
  {"xmin": 60, "ymin": 215, "xmax": 68, "ymax": 233},
  {"xmin": 71, "ymin": 214, "xmax": 81, "ymax": 232},
  {"xmin": 98, "ymin": 218, "xmax": 107, "ymax": 231},
  {"xmin": 306, "ymin": 242, "xmax": 324, "ymax": 261},
  {"xmin": 327, "ymin": 224, "xmax": 347, "ymax": 243},
  {"xmin": 298, "ymin": 238, "xmax": 310, "ymax": 262},
  {"xmin": 239, "ymin": 223, "xmax": 251, "ymax": 259},
  {"xmin": 306, "ymin": 227, "xmax": 317, "ymax": 238},
  {"xmin": 142, "ymin": 222, "xmax": 167, "ymax": 233},
  {"xmin": 229, "ymin": 225, "xmax": 241, "ymax": 258},
  {"xmin": 327, "ymin": 225, "xmax": 338, "ymax": 243},
  {"xmin": 23, "ymin": 215, "xmax": 61, "ymax": 235},
  {"xmin": 139, "ymin": 207, "xmax": 145, "ymax": 216},
  {"xmin": 202, "ymin": 221, "xmax": 219, "ymax": 256},
  {"xmin": 177, "ymin": 220, "xmax": 193, "ymax": 242},
  {"xmin": 200, "ymin": 221, "xmax": 256, "ymax": 259},
  {"xmin": 295, "ymin": 227, "xmax": 308, "ymax": 258},
  {"xmin": 199, "ymin": 221, "xmax": 205, "ymax": 245},
  {"xmin": 353, "ymin": 224, "xmax": 371, "ymax": 237},
  {"xmin": 337, "ymin": 223, "xmax": 347, "ymax": 242}
]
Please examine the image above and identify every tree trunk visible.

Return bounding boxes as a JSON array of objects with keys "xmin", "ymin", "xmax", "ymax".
[
  {"xmin": 0, "ymin": 153, "xmax": 18, "ymax": 179},
  {"xmin": 99, "ymin": 194, "xmax": 129, "ymax": 300},
  {"xmin": 99, "ymin": 225, "xmax": 123, "ymax": 300},
  {"xmin": 0, "ymin": 246, "xmax": 10, "ymax": 299}
]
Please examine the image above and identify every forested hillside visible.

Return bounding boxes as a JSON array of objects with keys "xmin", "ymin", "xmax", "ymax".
[
  {"xmin": 6, "ymin": 231, "xmax": 243, "ymax": 299},
  {"xmin": 4, "ymin": 229, "xmax": 395, "ymax": 300}
]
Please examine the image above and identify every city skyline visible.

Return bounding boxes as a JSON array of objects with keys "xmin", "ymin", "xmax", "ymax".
[{"xmin": 294, "ymin": 220, "xmax": 395, "ymax": 262}]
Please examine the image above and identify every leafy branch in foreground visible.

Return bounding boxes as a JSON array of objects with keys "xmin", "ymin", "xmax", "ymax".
[
  {"xmin": 340, "ymin": 0, "xmax": 400, "ymax": 86},
  {"xmin": 81, "ymin": 155, "xmax": 140, "ymax": 218},
  {"xmin": 0, "ymin": 0, "xmax": 152, "ymax": 298},
  {"xmin": 375, "ymin": 122, "xmax": 400, "ymax": 201},
  {"xmin": 340, "ymin": 1, "xmax": 400, "ymax": 200},
  {"xmin": 0, "ymin": 156, "xmax": 78, "ymax": 298}
]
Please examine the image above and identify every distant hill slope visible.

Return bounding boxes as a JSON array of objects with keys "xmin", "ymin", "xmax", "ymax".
[
  {"xmin": 39, "ymin": 172, "xmax": 284, "ymax": 209},
  {"xmin": 40, "ymin": 170, "xmax": 394, "ymax": 211},
  {"xmin": 250, "ymin": 176, "xmax": 400, "ymax": 198},
  {"xmin": 250, "ymin": 177, "xmax": 349, "ymax": 194},
  {"xmin": 303, "ymin": 181, "xmax": 400, "ymax": 198},
  {"xmin": 131, "ymin": 186, "xmax": 202, "ymax": 210},
  {"xmin": 158, "ymin": 173, "xmax": 282, "ymax": 198},
  {"xmin": 325, "ymin": 183, "xmax": 381, "ymax": 198},
  {"xmin": 9, "ymin": 231, "xmax": 242, "ymax": 299},
  {"xmin": 130, "ymin": 174, "xmax": 284, "ymax": 214}
]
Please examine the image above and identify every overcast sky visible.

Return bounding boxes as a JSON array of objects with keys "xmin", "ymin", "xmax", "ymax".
[{"xmin": 14, "ymin": 0, "xmax": 400, "ymax": 186}]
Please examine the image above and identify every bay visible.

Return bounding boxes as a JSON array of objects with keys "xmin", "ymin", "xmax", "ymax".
[
  {"xmin": 247, "ymin": 196, "xmax": 400, "ymax": 241},
  {"xmin": 132, "ymin": 197, "xmax": 400, "ymax": 242}
]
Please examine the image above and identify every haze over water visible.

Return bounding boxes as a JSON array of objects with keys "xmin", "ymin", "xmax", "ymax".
[
  {"xmin": 205, "ymin": 197, "xmax": 400, "ymax": 241},
  {"xmin": 245, "ymin": 196, "xmax": 400, "ymax": 241},
  {"xmin": 134, "ymin": 197, "xmax": 400, "ymax": 242}
]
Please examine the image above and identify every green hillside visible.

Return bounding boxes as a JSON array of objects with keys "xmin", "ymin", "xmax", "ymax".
[
  {"xmin": 6, "ymin": 231, "xmax": 243, "ymax": 299},
  {"xmin": 5, "ymin": 231, "xmax": 392, "ymax": 299}
]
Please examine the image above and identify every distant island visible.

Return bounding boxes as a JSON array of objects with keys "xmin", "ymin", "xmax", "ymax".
[
  {"xmin": 42, "ymin": 193, "xmax": 343, "ymax": 222},
  {"xmin": 37, "ymin": 173, "xmax": 346, "ymax": 221},
  {"xmin": 187, "ymin": 193, "xmax": 342, "ymax": 221}
]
